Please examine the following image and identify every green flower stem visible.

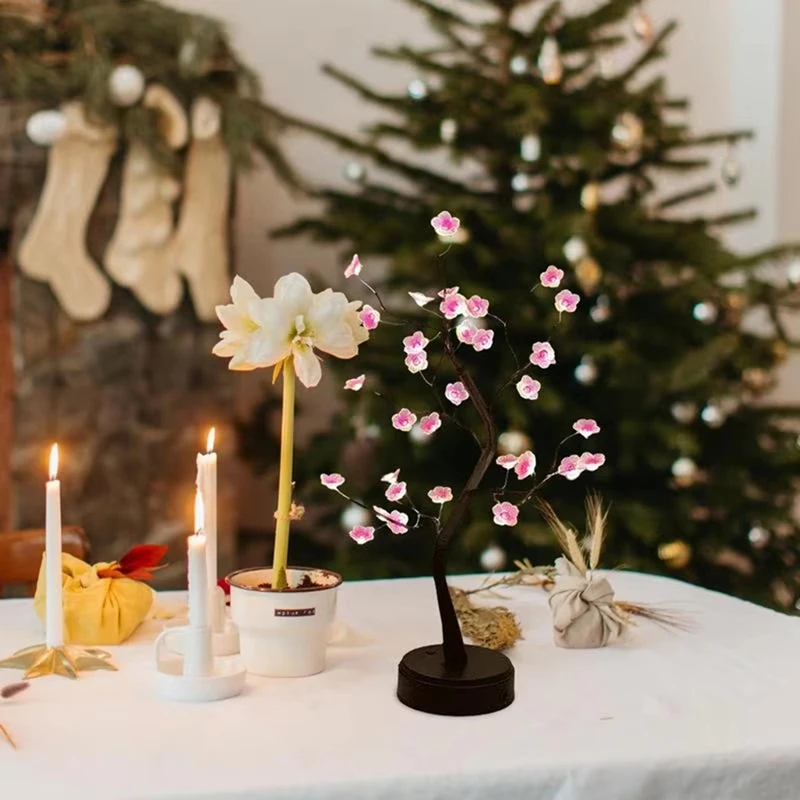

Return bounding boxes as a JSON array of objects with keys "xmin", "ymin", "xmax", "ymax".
[{"xmin": 272, "ymin": 359, "xmax": 296, "ymax": 590}]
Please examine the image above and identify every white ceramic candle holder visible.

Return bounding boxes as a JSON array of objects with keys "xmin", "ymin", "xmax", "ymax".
[{"xmin": 154, "ymin": 626, "xmax": 245, "ymax": 703}]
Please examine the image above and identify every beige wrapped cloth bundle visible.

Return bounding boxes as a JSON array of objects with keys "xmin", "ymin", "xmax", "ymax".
[{"xmin": 548, "ymin": 558, "xmax": 626, "ymax": 649}]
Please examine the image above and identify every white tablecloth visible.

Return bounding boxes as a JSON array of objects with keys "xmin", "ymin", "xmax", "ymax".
[{"xmin": 1, "ymin": 572, "xmax": 800, "ymax": 800}]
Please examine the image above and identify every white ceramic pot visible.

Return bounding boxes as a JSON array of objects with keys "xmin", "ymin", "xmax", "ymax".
[{"xmin": 228, "ymin": 567, "xmax": 342, "ymax": 678}]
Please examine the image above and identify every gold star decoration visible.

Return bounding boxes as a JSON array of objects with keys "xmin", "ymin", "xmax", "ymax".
[{"xmin": 0, "ymin": 643, "xmax": 117, "ymax": 680}]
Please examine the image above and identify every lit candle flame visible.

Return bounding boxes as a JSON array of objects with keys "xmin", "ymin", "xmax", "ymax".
[
  {"xmin": 194, "ymin": 489, "xmax": 205, "ymax": 534},
  {"xmin": 206, "ymin": 427, "xmax": 216, "ymax": 454},
  {"xmin": 48, "ymin": 444, "xmax": 59, "ymax": 481}
]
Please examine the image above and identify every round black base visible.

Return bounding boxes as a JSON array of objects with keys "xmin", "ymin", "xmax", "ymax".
[{"xmin": 397, "ymin": 644, "xmax": 515, "ymax": 716}]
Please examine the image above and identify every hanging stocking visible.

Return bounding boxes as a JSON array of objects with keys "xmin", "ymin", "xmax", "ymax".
[
  {"xmin": 105, "ymin": 86, "xmax": 188, "ymax": 315},
  {"xmin": 170, "ymin": 98, "xmax": 231, "ymax": 322},
  {"xmin": 18, "ymin": 102, "xmax": 115, "ymax": 321}
]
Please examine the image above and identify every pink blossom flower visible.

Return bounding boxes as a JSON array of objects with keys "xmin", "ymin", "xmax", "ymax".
[
  {"xmin": 555, "ymin": 289, "xmax": 580, "ymax": 314},
  {"xmin": 344, "ymin": 254, "xmax": 362, "ymax": 279},
  {"xmin": 344, "ymin": 375, "xmax": 366, "ymax": 392},
  {"xmin": 466, "ymin": 295, "xmax": 490, "ymax": 318},
  {"xmin": 403, "ymin": 331, "xmax": 429, "ymax": 354},
  {"xmin": 472, "ymin": 329, "xmax": 494, "ymax": 352},
  {"xmin": 573, "ymin": 419, "xmax": 600, "ymax": 439},
  {"xmin": 373, "ymin": 506, "xmax": 409, "ymax": 535},
  {"xmin": 431, "ymin": 210, "xmax": 460, "ymax": 237},
  {"xmin": 557, "ymin": 455, "xmax": 584, "ymax": 481},
  {"xmin": 516, "ymin": 375, "xmax": 541, "ymax": 400},
  {"xmin": 408, "ymin": 292, "xmax": 435, "ymax": 307},
  {"xmin": 456, "ymin": 321, "xmax": 477, "ymax": 345},
  {"xmin": 385, "ymin": 481, "xmax": 408, "ymax": 502},
  {"xmin": 530, "ymin": 341, "xmax": 556, "ymax": 369},
  {"xmin": 514, "ymin": 450, "xmax": 537, "ymax": 480},
  {"xmin": 359, "ymin": 305, "xmax": 381, "ymax": 330},
  {"xmin": 428, "ymin": 486, "xmax": 454, "ymax": 504},
  {"xmin": 349, "ymin": 525, "xmax": 375, "ymax": 545},
  {"xmin": 438, "ymin": 287, "xmax": 460, "ymax": 298},
  {"xmin": 439, "ymin": 291, "xmax": 467, "ymax": 320},
  {"xmin": 392, "ymin": 408, "xmax": 418, "ymax": 432},
  {"xmin": 320, "ymin": 473, "xmax": 345, "ymax": 490},
  {"xmin": 419, "ymin": 412, "xmax": 442, "ymax": 436},
  {"xmin": 496, "ymin": 454, "xmax": 519, "ymax": 470},
  {"xmin": 540, "ymin": 265, "xmax": 564, "ymax": 288},
  {"xmin": 445, "ymin": 381, "xmax": 470, "ymax": 406},
  {"xmin": 381, "ymin": 469, "xmax": 400, "ymax": 484},
  {"xmin": 492, "ymin": 501, "xmax": 519, "ymax": 527},
  {"xmin": 579, "ymin": 452, "xmax": 606, "ymax": 472},
  {"xmin": 405, "ymin": 352, "xmax": 429, "ymax": 374}
]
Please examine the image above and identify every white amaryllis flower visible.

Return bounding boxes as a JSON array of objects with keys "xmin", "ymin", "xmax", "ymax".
[{"xmin": 213, "ymin": 273, "xmax": 368, "ymax": 388}]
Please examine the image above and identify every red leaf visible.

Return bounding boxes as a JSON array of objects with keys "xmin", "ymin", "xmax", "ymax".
[{"xmin": 115, "ymin": 544, "xmax": 168, "ymax": 582}]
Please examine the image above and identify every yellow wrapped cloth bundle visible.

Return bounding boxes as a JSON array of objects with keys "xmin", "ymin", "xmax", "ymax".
[{"xmin": 34, "ymin": 545, "xmax": 167, "ymax": 646}]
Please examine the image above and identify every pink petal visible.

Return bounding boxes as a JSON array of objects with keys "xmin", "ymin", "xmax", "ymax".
[
  {"xmin": 359, "ymin": 305, "xmax": 381, "ymax": 330},
  {"xmin": 514, "ymin": 450, "xmax": 537, "ymax": 480},
  {"xmin": 320, "ymin": 473, "xmax": 345, "ymax": 490},
  {"xmin": 349, "ymin": 525, "xmax": 375, "ymax": 545},
  {"xmin": 540, "ymin": 266, "xmax": 564, "ymax": 288},
  {"xmin": 404, "ymin": 352, "xmax": 429, "ymax": 374},
  {"xmin": 557, "ymin": 456, "xmax": 584, "ymax": 481},
  {"xmin": 408, "ymin": 292, "xmax": 435, "ymax": 307},
  {"xmin": 439, "ymin": 293, "xmax": 467, "ymax": 320},
  {"xmin": 555, "ymin": 289, "xmax": 580, "ymax": 314},
  {"xmin": 579, "ymin": 452, "xmax": 606, "ymax": 472},
  {"xmin": 428, "ymin": 486, "xmax": 453, "ymax": 504},
  {"xmin": 391, "ymin": 408, "xmax": 418, "ymax": 432},
  {"xmin": 492, "ymin": 501, "xmax": 519, "ymax": 527},
  {"xmin": 472, "ymin": 329, "xmax": 494, "ymax": 352},
  {"xmin": 431, "ymin": 210, "xmax": 461, "ymax": 237},
  {"xmin": 419, "ymin": 412, "xmax": 442, "ymax": 435},
  {"xmin": 381, "ymin": 469, "xmax": 400, "ymax": 484},
  {"xmin": 385, "ymin": 481, "xmax": 408, "ymax": 502},
  {"xmin": 466, "ymin": 295, "xmax": 489, "ymax": 318},
  {"xmin": 344, "ymin": 254, "xmax": 362, "ymax": 279},
  {"xmin": 456, "ymin": 321, "xmax": 477, "ymax": 345},
  {"xmin": 496, "ymin": 454, "xmax": 519, "ymax": 470},
  {"xmin": 530, "ymin": 341, "xmax": 556, "ymax": 369},
  {"xmin": 344, "ymin": 375, "xmax": 366, "ymax": 391},
  {"xmin": 516, "ymin": 375, "xmax": 541, "ymax": 400},
  {"xmin": 445, "ymin": 381, "xmax": 470, "ymax": 406},
  {"xmin": 403, "ymin": 331, "xmax": 430, "ymax": 354},
  {"xmin": 573, "ymin": 418, "xmax": 600, "ymax": 438}
]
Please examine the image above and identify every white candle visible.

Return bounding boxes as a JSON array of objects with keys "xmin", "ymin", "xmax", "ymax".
[
  {"xmin": 197, "ymin": 428, "xmax": 218, "ymax": 588},
  {"xmin": 45, "ymin": 444, "xmax": 63, "ymax": 648},
  {"xmin": 184, "ymin": 490, "xmax": 213, "ymax": 677},
  {"xmin": 196, "ymin": 428, "xmax": 221, "ymax": 631}
]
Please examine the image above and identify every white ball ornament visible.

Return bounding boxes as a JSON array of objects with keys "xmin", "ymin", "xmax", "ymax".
[
  {"xmin": 480, "ymin": 544, "xmax": 507, "ymax": 572},
  {"xmin": 109, "ymin": 64, "xmax": 145, "ymax": 107},
  {"xmin": 25, "ymin": 109, "xmax": 67, "ymax": 145},
  {"xmin": 341, "ymin": 504, "xmax": 371, "ymax": 531}
]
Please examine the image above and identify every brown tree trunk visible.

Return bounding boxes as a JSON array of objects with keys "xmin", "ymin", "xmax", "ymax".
[{"xmin": 0, "ymin": 236, "xmax": 13, "ymax": 531}]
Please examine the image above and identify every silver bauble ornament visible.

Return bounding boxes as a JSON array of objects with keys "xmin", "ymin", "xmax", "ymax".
[
  {"xmin": 440, "ymin": 118, "xmax": 458, "ymax": 143},
  {"xmin": 511, "ymin": 173, "xmax": 531, "ymax": 192},
  {"xmin": 721, "ymin": 153, "xmax": 741, "ymax": 187},
  {"xmin": 747, "ymin": 525, "xmax": 770, "ymax": 549},
  {"xmin": 108, "ymin": 64, "xmax": 145, "ymax": 107},
  {"xmin": 343, "ymin": 161, "xmax": 366, "ymax": 183},
  {"xmin": 407, "ymin": 78, "xmax": 429, "ymax": 100},
  {"xmin": 497, "ymin": 430, "xmax": 531, "ymax": 456},
  {"xmin": 692, "ymin": 301, "xmax": 718, "ymax": 324},
  {"xmin": 700, "ymin": 403, "xmax": 725, "ymax": 428},
  {"xmin": 520, "ymin": 133, "xmax": 541, "ymax": 162},
  {"xmin": 632, "ymin": 8, "xmax": 654, "ymax": 42},
  {"xmin": 409, "ymin": 425, "xmax": 429, "ymax": 445},
  {"xmin": 611, "ymin": 111, "xmax": 644, "ymax": 151},
  {"xmin": 510, "ymin": 55, "xmax": 529, "ymax": 75},
  {"xmin": 25, "ymin": 109, "xmax": 67, "ymax": 146},
  {"xmin": 671, "ymin": 402, "xmax": 698, "ymax": 424},
  {"xmin": 574, "ymin": 356, "xmax": 598, "ymax": 385},
  {"xmin": 563, "ymin": 235, "xmax": 588, "ymax": 264},
  {"xmin": 480, "ymin": 544, "xmax": 507, "ymax": 572},
  {"xmin": 538, "ymin": 36, "xmax": 563, "ymax": 85},
  {"xmin": 671, "ymin": 457, "xmax": 698, "ymax": 479},
  {"xmin": 590, "ymin": 295, "xmax": 611, "ymax": 323},
  {"xmin": 341, "ymin": 504, "xmax": 371, "ymax": 531}
]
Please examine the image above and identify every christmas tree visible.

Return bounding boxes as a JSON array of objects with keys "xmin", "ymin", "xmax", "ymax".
[{"xmin": 266, "ymin": 0, "xmax": 800, "ymax": 608}]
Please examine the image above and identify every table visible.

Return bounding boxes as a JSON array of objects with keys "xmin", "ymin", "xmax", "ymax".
[{"xmin": 1, "ymin": 572, "xmax": 800, "ymax": 800}]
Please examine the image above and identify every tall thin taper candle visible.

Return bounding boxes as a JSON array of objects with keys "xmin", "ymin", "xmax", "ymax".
[
  {"xmin": 184, "ymin": 490, "xmax": 213, "ymax": 678},
  {"xmin": 196, "ymin": 428, "xmax": 220, "ymax": 629},
  {"xmin": 45, "ymin": 444, "xmax": 63, "ymax": 648}
]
